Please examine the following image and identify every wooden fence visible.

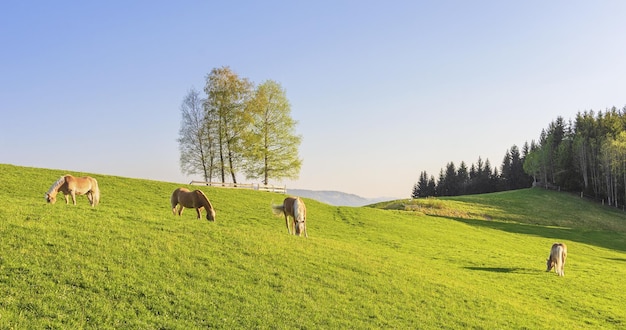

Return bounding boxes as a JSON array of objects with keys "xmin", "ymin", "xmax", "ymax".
[{"xmin": 189, "ymin": 181, "xmax": 286, "ymax": 194}]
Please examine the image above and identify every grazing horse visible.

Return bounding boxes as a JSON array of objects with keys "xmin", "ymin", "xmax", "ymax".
[
  {"xmin": 272, "ymin": 197, "xmax": 308, "ymax": 237},
  {"xmin": 46, "ymin": 175, "xmax": 100, "ymax": 207},
  {"xmin": 546, "ymin": 243, "xmax": 567, "ymax": 276},
  {"xmin": 170, "ymin": 188, "xmax": 216, "ymax": 221}
]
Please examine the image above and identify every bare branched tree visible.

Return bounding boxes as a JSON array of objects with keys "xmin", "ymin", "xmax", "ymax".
[{"xmin": 178, "ymin": 88, "xmax": 216, "ymax": 181}]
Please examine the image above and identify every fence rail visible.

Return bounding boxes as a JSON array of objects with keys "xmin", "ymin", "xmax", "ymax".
[{"xmin": 189, "ymin": 181, "xmax": 286, "ymax": 194}]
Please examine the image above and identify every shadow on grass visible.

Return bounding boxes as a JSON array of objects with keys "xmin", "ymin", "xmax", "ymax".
[
  {"xmin": 446, "ymin": 217, "xmax": 626, "ymax": 253},
  {"xmin": 464, "ymin": 267, "xmax": 539, "ymax": 275},
  {"xmin": 605, "ymin": 257, "xmax": 626, "ymax": 262}
]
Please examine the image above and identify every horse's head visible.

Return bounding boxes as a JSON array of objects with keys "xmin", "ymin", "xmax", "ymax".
[
  {"xmin": 546, "ymin": 258, "xmax": 554, "ymax": 272},
  {"xmin": 294, "ymin": 220, "xmax": 305, "ymax": 236},
  {"xmin": 45, "ymin": 193, "xmax": 57, "ymax": 204},
  {"xmin": 207, "ymin": 208, "xmax": 216, "ymax": 221}
]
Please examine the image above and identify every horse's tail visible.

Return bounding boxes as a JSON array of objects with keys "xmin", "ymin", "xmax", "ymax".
[
  {"xmin": 170, "ymin": 189, "xmax": 179, "ymax": 214},
  {"xmin": 272, "ymin": 203, "xmax": 285, "ymax": 216},
  {"xmin": 91, "ymin": 177, "xmax": 100, "ymax": 206}
]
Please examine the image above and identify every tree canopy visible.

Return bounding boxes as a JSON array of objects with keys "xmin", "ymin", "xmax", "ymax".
[
  {"xmin": 178, "ymin": 67, "xmax": 302, "ymax": 185},
  {"xmin": 243, "ymin": 80, "xmax": 302, "ymax": 184},
  {"xmin": 413, "ymin": 105, "xmax": 626, "ymax": 209}
]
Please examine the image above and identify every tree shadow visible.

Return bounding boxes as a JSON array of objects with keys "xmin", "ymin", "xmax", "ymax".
[
  {"xmin": 463, "ymin": 267, "xmax": 540, "ymax": 275},
  {"xmin": 605, "ymin": 257, "xmax": 626, "ymax": 262},
  {"xmin": 445, "ymin": 216, "xmax": 626, "ymax": 253}
]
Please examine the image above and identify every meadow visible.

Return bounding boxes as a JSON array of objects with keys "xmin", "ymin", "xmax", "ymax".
[{"xmin": 0, "ymin": 163, "xmax": 625, "ymax": 329}]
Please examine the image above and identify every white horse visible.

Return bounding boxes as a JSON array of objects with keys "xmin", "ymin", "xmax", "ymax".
[
  {"xmin": 272, "ymin": 197, "xmax": 308, "ymax": 237},
  {"xmin": 546, "ymin": 243, "xmax": 567, "ymax": 276}
]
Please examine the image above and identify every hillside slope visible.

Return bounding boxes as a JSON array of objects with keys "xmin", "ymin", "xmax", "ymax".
[{"xmin": 0, "ymin": 164, "xmax": 625, "ymax": 328}]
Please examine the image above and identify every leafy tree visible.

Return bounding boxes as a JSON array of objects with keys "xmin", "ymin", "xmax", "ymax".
[
  {"xmin": 523, "ymin": 141, "xmax": 541, "ymax": 185},
  {"xmin": 177, "ymin": 88, "xmax": 216, "ymax": 181},
  {"xmin": 242, "ymin": 80, "xmax": 302, "ymax": 185},
  {"xmin": 204, "ymin": 66, "xmax": 253, "ymax": 183}
]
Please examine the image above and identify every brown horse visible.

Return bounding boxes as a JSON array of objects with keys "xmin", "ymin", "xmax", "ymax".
[
  {"xmin": 546, "ymin": 243, "xmax": 567, "ymax": 276},
  {"xmin": 46, "ymin": 175, "xmax": 100, "ymax": 207},
  {"xmin": 272, "ymin": 197, "xmax": 307, "ymax": 237},
  {"xmin": 170, "ymin": 188, "xmax": 216, "ymax": 221}
]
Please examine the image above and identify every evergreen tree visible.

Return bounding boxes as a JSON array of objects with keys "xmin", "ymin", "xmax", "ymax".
[
  {"xmin": 411, "ymin": 182, "xmax": 419, "ymax": 199},
  {"xmin": 436, "ymin": 169, "xmax": 446, "ymax": 196},
  {"xmin": 444, "ymin": 162, "xmax": 459, "ymax": 196},
  {"xmin": 427, "ymin": 175, "xmax": 437, "ymax": 197},
  {"xmin": 457, "ymin": 161, "xmax": 469, "ymax": 195},
  {"xmin": 414, "ymin": 171, "xmax": 432, "ymax": 198},
  {"xmin": 500, "ymin": 149, "xmax": 512, "ymax": 190}
]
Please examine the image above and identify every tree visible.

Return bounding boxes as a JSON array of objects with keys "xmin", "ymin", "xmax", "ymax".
[
  {"xmin": 177, "ymin": 88, "xmax": 216, "ymax": 182},
  {"xmin": 427, "ymin": 174, "xmax": 437, "ymax": 197},
  {"xmin": 414, "ymin": 171, "xmax": 435, "ymax": 198},
  {"xmin": 523, "ymin": 142, "xmax": 541, "ymax": 184},
  {"xmin": 436, "ymin": 162, "xmax": 458, "ymax": 196},
  {"xmin": 204, "ymin": 66, "xmax": 253, "ymax": 183},
  {"xmin": 457, "ymin": 161, "xmax": 469, "ymax": 195},
  {"xmin": 500, "ymin": 149, "xmax": 512, "ymax": 190},
  {"xmin": 503, "ymin": 145, "xmax": 530, "ymax": 190},
  {"xmin": 411, "ymin": 182, "xmax": 420, "ymax": 199},
  {"xmin": 243, "ymin": 80, "xmax": 302, "ymax": 184}
]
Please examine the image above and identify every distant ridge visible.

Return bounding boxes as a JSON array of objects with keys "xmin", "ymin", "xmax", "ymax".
[{"xmin": 287, "ymin": 189, "xmax": 395, "ymax": 207}]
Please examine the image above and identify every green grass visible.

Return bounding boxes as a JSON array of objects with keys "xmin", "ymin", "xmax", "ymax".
[{"xmin": 1, "ymin": 164, "xmax": 625, "ymax": 329}]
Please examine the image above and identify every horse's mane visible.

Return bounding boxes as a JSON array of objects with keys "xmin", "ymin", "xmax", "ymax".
[
  {"xmin": 196, "ymin": 190, "xmax": 213, "ymax": 209},
  {"xmin": 47, "ymin": 176, "xmax": 67, "ymax": 194}
]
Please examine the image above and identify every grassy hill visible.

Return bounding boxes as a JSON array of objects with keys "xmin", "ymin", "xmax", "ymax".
[{"xmin": 1, "ymin": 164, "xmax": 625, "ymax": 329}]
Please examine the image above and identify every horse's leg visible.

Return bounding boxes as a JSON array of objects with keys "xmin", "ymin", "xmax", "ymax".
[
  {"xmin": 64, "ymin": 193, "xmax": 70, "ymax": 205},
  {"xmin": 177, "ymin": 205, "xmax": 184, "ymax": 216},
  {"xmin": 70, "ymin": 190, "xmax": 77, "ymax": 205},
  {"xmin": 285, "ymin": 215, "xmax": 291, "ymax": 234},
  {"xmin": 87, "ymin": 192, "xmax": 94, "ymax": 207},
  {"xmin": 196, "ymin": 208, "xmax": 201, "ymax": 219}
]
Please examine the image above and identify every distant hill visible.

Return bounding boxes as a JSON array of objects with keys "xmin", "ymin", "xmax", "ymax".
[{"xmin": 287, "ymin": 188, "xmax": 396, "ymax": 206}]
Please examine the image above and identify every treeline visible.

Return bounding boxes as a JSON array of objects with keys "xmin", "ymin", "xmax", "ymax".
[
  {"xmin": 413, "ymin": 106, "xmax": 626, "ymax": 208},
  {"xmin": 412, "ymin": 145, "xmax": 533, "ymax": 198},
  {"xmin": 178, "ymin": 66, "xmax": 302, "ymax": 185},
  {"xmin": 524, "ymin": 106, "xmax": 626, "ymax": 207}
]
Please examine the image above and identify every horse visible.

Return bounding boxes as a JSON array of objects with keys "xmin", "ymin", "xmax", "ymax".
[
  {"xmin": 546, "ymin": 243, "xmax": 567, "ymax": 276},
  {"xmin": 45, "ymin": 175, "xmax": 100, "ymax": 207},
  {"xmin": 272, "ymin": 197, "xmax": 308, "ymax": 237},
  {"xmin": 170, "ymin": 188, "xmax": 216, "ymax": 221}
]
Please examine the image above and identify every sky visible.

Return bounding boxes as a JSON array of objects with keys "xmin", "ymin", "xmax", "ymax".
[{"xmin": 2, "ymin": 1, "xmax": 626, "ymax": 199}]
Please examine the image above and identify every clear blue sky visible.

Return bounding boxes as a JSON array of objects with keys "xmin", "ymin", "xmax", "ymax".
[{"xmin": 2, "ymin": 1, "xmax": 626, "ymax": 198}]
